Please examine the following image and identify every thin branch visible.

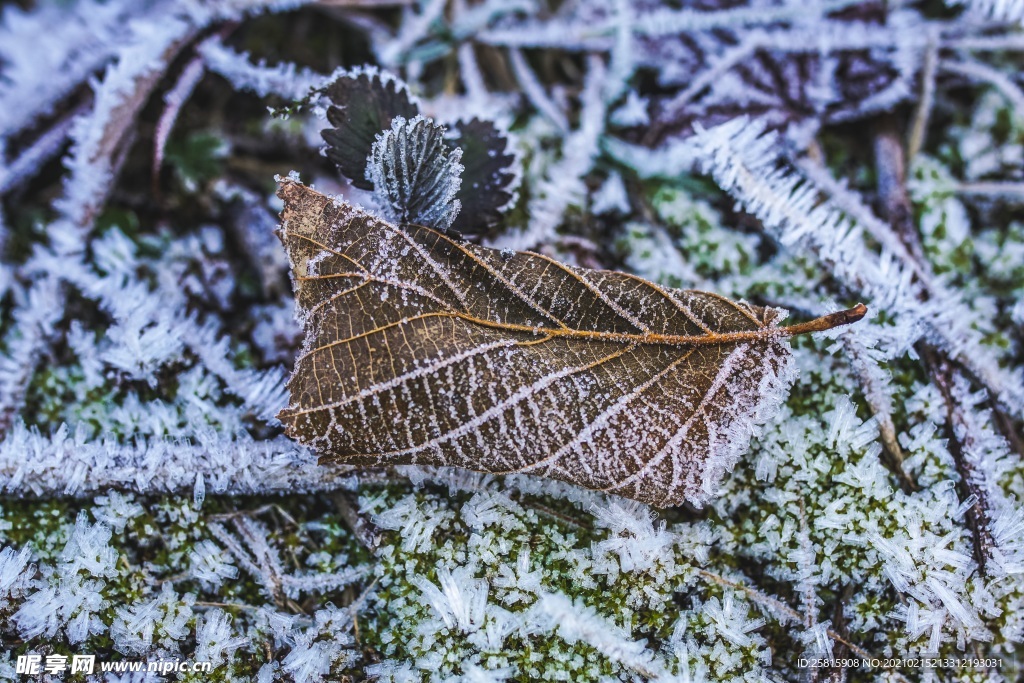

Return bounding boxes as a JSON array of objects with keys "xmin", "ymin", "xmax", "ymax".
[
  {"xmin": 874, "ymin": 116, "xmax": 929, "ymax": 269},
  {"xmin": 839, "ymin": 334, "xmax": 916, "ymax": 491},
  {"xmin": 332, "ymin": 491, "xmax": 381, "ymax": 549}
]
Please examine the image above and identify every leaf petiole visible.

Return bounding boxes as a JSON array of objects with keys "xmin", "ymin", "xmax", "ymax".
[{"xmin": 780, "ymin": 303, "xmax": 868, "ymax": 337}]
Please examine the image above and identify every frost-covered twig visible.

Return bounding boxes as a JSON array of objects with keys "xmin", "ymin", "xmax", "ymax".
[
  {"xmin": 55, "ymin": 11, "xmax": 198, "ymax": 235},
  {"xmin": 0, "ymin": 0, "xmax": 133, "ymax": 141},
  {"xmin": 837, "ymin": 333, "xmax": 913, "ymax": 489},
  {"xmin": 953, "ymin": 181, "xmax": 1024, "ymax": 197},
  {"xmin": 927, "ymin": 357, "xmax": 1016, "ymax": 575},
  {"xmin": 506, "ymin": 48, "xmax": 568, "ymax": 133},
  {"xmin": 691, "ymin": 118, "xmax": 1024, "ymax": 418},
  {"xmin": 907, "ymin": 29, "xmax": 939, "ymax": 162},
  {"xmin": 375, "ymin": 0, "xmax": 447, "ymax": 67},
  {"xmin": 0, "ymin": 106, "xmax": 83, "ymax": 197},
  {"xmin": 533, "ymin": 591, "xmax": 668, "ymax": 679},
  {"xmin": 941, "ymin": 58, "xmax": 1024, "ymax": 119},
  {"xmin": 631, "ymin": 0, "xmax": 864, "ymax": 36},
  {"xmin": 694, "ymin": 568, "xmax": 906, "ymax": 679},
  {"xmin": 948, "ymin": 0, "xmax": 1024, "ymax": 24},
  {"xmin": 0, "ymin": 424, "xmax": 358, "ymax": 498},
  {"xmin": 153, "ymin": 56, "xmax": 207, "ymax": 188},
  {"xmin": 199, "ymin": 36, "xmax": 326, "ymax": 100},
  {"xmin": 215, "ymin": 181, "xmax": 292, "ymax": 297},
  {"xmin": 0, "ymin": 280, "xmax": 64, "ymax": 436}
]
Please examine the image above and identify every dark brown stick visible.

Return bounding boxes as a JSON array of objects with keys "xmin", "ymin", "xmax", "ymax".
[{"xmin": 781, "ymin": 304, "xmax": 868, "ymax": 337}]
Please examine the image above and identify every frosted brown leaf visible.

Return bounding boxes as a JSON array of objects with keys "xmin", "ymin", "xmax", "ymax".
[{"xmin": 276, "ymin": 179, "xmax": 866, "ymax": 507}]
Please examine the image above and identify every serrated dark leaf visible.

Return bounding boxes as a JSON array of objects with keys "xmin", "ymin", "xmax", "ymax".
[
  {"xmin": 321, "ymin": 70, "xmax": 419, "ymax": 190},
  {"xmin": 276, "ymin": 179, "xmax": 866, "ymax": 507},
  {"xmin": 448, "ymin": 118, "xmax": 519, "ymax": 236}
]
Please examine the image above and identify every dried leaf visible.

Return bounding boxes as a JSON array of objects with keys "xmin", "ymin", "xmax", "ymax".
[
  {"xmin": 321, "ymin": 69, "xmax": 418, "ymax": 191},
  {"xmin": 276, "ymin": 179, "xmax": 865, "ymax": 507}
]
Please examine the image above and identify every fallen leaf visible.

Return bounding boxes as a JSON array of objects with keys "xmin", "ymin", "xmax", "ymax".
[{"xmin": 276, "ymin": 179, "xmax": 865, "ymax": 507}]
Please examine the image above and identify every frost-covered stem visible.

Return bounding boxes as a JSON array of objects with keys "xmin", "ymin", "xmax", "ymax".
[
  {"xmin": 535, "ymin": 592, "xmax": 667, "ymax": 679},
  {"xmin": 942, "ymin": 33, "xmax": 1024, "ymax": 51},
  {"xmin": 631, "ymin": 0, "xmax": 865, "ymax": 36},
  {"xmin": 59, "ymin": 24, "xmax": 200, "ymax": 234},
  {"xmin": 153, "ymin": 56, "xmax": 207, "ymax": 191},
  {"xmin": 694, "ymin": 119, "xmax": 1024, "ymax": 418},
  {"xmin": 927, "ymin": 354, "xmax": 996, "ymax": 575},
  {"xmin": 215, "ymin": 182, "xmax": 291, "ymax": 297},
  {"xmin": 198, "ymin": 36, "xmax": 326, "ymax": 100},
  {"xmin": 0, "ymin": 426, "xmax": 360, "ymax": 498},
  {"xmin": 827, "ymin": 585, "xmax": 855, "ymax": 683},
  {"xmin": 234, "ymin": 518, "xmax": 293, "ymax": 610},
  {"xmin": 797, "ymin": 152, "xmax": 931, "ymax": 280},
  {"xmin": 0, "ymin": 0, "xmax": 126, "ymax": 140},
  {"xmin": 795, "ymin": 498, "xmax": 818, "ymax": 629},
  {"xmin": 872, "ymin": 125, "xmax": 1024, "ymax": 458},
  {"xmin": 207, "ymin": 521, "xmax": 266, "ymax": 582},
  {"xmin": 507, "ymin": 48, "xmax": 569, "ymax": 132},
  {"xmin": 940, "ymin": 58, "xmax": 1024, "ymax": 116},
  {"xmin": 457, "ymin": 42, "xmax": 487, "ymax": 99},
  {"xmin": 376, "ymin": 0, "xmax": 447, "ymax": 66},
  {"xmin": 495, "ymin": 55, "xmax": 607, "ymax": 250},
  {"xmin": 0, "ymin": 282, "xmax": 65, "ymax": 436},
  {"xmin": 0, "ymin": 105, "xmax": 84, "ymax": 196},
  {"xmin": 657, "ymin": 39, "xmax": 758, "ymax": 124},
  {"xmin": 947, "ymin": 0, "xmax": 1024, "ymax": 24}
]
